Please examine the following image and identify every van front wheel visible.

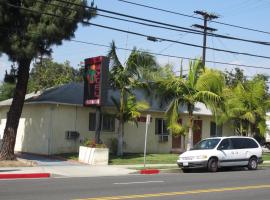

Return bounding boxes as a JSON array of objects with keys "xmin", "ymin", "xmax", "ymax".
[{"xmin": 207, "ymin": 158, "xmax": 218, "ymax": 172}]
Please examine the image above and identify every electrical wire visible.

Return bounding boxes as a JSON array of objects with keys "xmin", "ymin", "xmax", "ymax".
[
  {"xmin": 118, "ymin": 0, "xmax": 270, "ymax": 36},
  {"xmin": 3, "ymin": 2, "xmax": 270, "ymax": 60},
  {"xmin": 0, "ymin": 23, "xmax": 269, "ymax": 70},
  {"xmin": 69, "ymin": 39, "xmax": 270, "ymax": 70},
  {"xmin": 48, "ymin": 0, "xmax": 270, "ymax": 46}
]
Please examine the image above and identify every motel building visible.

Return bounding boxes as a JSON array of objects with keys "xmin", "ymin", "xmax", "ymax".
[{"xmin": 0, "ymin": 56, "xmax": 234, "ymax": 155}]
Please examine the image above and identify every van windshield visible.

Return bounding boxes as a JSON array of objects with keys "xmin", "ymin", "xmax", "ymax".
[{"xmin": 192, "ymin": 138, "xmax": 221, "ymax": 150}]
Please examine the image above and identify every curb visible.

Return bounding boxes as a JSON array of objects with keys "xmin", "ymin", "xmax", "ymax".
[
  {"xmin": 16, "ymin": 158, "xmax": 37, "ymax": 166},
  {"xmin": 140, "ymin": 169, "xmax": 160, "ymax": 174},
  {"xmin": 0, "ymin": 173, "xmax": 50, "ymax": 179}
]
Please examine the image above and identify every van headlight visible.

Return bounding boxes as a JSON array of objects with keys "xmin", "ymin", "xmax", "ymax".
[{"xmin": 195, "ymin": 155, "xmax": 208, "ymax": 160}]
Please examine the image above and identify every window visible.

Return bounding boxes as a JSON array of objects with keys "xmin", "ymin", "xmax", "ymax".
[
  {"xmin": 218, "ymin": 139, "xmax": 232, "ymax": 150},
  {"xmin": 155, "ymin": 118, "xmax": 168, "ymax": 135},
  {"xmin": 243, "ymin": 138, "xmax": 258, "ymax": 149},
  {"xmin": 155, "ymin": 118, "xmax": 169, "ymax": 142},
  {"xmin": 231, "ymin": 138, "xmax": 245, "ymax": 149},
  {"xmin": 102, "ymin": 114, "xmax": 115, "ymax": 132},
  {"xmin": 193, "ymin": 138, "xmax": 221, "ymax": 150},
  {"xmin": 210, "ymin": 122, "xmax": 222, "ymax": 137},
  {"xmin": 89, "ymin": 113, "xmax": 115, "ymax": 132}
]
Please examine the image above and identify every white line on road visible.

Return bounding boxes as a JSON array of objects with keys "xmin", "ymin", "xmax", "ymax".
[{"xmin": 113, "ymin": 180, "xmax": 164, "ymax": 185}]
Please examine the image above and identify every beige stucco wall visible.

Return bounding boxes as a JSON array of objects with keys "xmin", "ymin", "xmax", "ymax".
[
  {"xmin": 0, "ymin": 103, "xmax": 235, "ymax": 155},
  {"xmin": 0, "ymin": 105, "xmax": 50, "ymax": 154},
  {"xmin": 122, "ymin": 113, "xmax": 232, "ymax": 154},
  {"xmin": 48, "ymin": 104, "xmax": 118, "ymax": 154},
  {"xmin": 123, "ymin": 112, "xmax": 171, "ymax": 154}
]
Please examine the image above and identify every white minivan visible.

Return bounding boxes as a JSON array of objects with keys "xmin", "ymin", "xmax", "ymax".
[{"xmin": 177, "ymin": 136, "xmax": 263, "ymax": 172}]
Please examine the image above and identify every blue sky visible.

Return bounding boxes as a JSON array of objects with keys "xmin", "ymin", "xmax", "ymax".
[{"xmin": 1, "ymin": 0, "xmax": 270, "ymax": 81}]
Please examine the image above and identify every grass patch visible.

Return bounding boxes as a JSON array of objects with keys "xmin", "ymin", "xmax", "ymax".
[
  {"xmin": 0, "ymin": 160, "xmax": 32, "ymax": 167},
  {"xmin": 129, "ymin": 165, "xmax": 178, "ymax": 170},
  {"xmin": 263, "ymin": 153, "xmax": 270, "ymax": 161},
  {"xmin": 53, "ymin": 152, "xmax": 270, "ymax": 165},
  {"xmin": 54, "ymin": 153, "xmax": 78, "ymax": 160},
  {"xmin": 109, "ymin": 153, "xmax": 179, "ymax": 165}
]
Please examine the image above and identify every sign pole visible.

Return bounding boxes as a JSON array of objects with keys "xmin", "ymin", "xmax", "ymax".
[{"xmin": 144, "ymin": 114, "xmax": 151, "ymax": 169}]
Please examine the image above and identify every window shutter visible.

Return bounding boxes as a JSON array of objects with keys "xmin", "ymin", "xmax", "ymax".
[
  {"xmin": 155, "ymin": 118, "xmax": 159, "ymax": 135},
  {"xmin": 210, "ymin": 121, "xmax": 216, "ymax": 137},
  {"xmin": 89, "ymin": 113, "xmax": 96, "ymax": 131}
]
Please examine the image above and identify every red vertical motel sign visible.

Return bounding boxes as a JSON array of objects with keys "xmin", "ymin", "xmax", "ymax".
[{"xmin": 84, "ymin": 56, "xmax": 109, "ymax": 106}]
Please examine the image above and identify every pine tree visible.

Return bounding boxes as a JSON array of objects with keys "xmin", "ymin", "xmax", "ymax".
[{"xmin": 0, "ymin": 0, "xmax": 96, "ymax": 160}]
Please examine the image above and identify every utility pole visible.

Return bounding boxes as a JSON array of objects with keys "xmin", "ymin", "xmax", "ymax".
[{"xmin": 193, "ymin": 11, "xmax": 219, "ymax": 68}]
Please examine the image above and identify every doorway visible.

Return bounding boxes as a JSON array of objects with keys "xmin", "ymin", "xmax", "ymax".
[{"xmin": 193, "ymin": 120, "xmax": 202, "ymax": 145}]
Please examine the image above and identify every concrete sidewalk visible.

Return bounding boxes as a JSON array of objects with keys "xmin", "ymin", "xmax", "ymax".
[
  {"xmin": 1, "ymin": 153, "xmax": 139, "ymax": 178},
  {"xmin": 0, "ymin": 165, "xmax": 137, "ymax": 178}
]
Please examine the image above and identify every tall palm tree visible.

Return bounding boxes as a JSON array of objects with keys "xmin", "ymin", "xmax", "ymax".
[
  {"xmin": 156, "ymin": 60, "xmax": 224, "ymax": 150},
  {"xmin": 108, "ymin": 42, "xmax": 158, "ymax": 156}
]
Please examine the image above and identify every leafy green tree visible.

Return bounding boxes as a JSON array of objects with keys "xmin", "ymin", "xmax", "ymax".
[
  {"xmin": 0, "ymin": 0, "xmax": 95, "ymax": 160},
  {"xmin": 0, "ymin": 64, "xmax": 17, "ymax": 101},
  {"xmin": 0, "ymin": 59, "xmax": 82, "ymax": 100},
  {"xmin": 156, "ymin": 60, "xmax": 224, "ymax": 150},
  {"xmin": 4, "ymin": 64, "xmax": 18, "ymax": 84},
  {"xmin": 0, "ymin": 83, "xmax": 16, "ymax": 101},
  {"xmin": 108, "ymin": 42, "xmax": 158, "ymax": 156},
  {"xmin": 221, "ymin": 77, "xmax": 270, "ymax": 137},
  {"xmin": 224, "ymin": 68, "xmax": 246, "ymax": 88},
  {"xmin": 28, "ymin": 58, "xmax": 82, "ymax": 92}
]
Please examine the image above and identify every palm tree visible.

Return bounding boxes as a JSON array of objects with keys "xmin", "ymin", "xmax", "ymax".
[
  {"xmin": 156, "ymin": 59, "xmax": 224, "ymax": 150},
  {"xmin": 220, "ymin": 77, "xmax": 270, "ymax": 137},
  {"xmin": 108, "ymin": 41, "xmax": 158, "ymax": 156}
]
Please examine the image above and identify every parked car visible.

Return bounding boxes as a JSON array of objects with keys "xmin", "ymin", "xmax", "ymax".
[{"xmin": 177, "ymin": 136, "xmax": 263, "ymax": 173}]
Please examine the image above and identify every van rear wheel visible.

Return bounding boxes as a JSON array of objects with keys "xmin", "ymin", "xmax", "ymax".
[
  {"xmin": 207, "ymin": 158, "xmax": 218, "ymax": 172},
  {"xmin": 248, "ymin": 157, "xmax": 258, "ymax": 170}
]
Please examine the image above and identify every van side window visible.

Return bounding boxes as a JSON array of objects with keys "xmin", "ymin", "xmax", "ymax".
[
  {"xmin": 231, "ymin": 138, "xmax": 244, "ymax": 149},
  {"xmin": 243, "ymin": 138, "xmax": 259, "ymax": 148},
  {"xmin": 218, "ymin": 139, "xmax": 231, "ymax": 150}
]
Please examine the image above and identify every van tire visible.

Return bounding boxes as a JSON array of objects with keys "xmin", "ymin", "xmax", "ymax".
[
  {"xmin": 248, "ymin": 157, "xmax": 258, "ymax": 170},
  {"xmin": 182, "ymin": 168, "xmax": 191, "ymax": 173},
  {"xmin": 207, "ymin": 158, "xmax": 218, "ymax": 172}
]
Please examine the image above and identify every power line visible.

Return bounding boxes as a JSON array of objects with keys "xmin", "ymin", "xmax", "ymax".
[
  {"xmin": 33, "ymin": 0, "xmax": 205, "ymax": 36},
  {"xmin": 4, "ymin": 2, "xmax": 270, "ymax": 60},
  {"xmin": 96, "ymin": 13, "xmax": 270, "ymax": 46},
  {"xmin": 49, "ymin": 0, "xmax": 270, "ymax": 46},
  {"xmin": 1, "ymin": 24, "xmax": 269, "ymax": 71},
  {"xmin": 69, "ymin": 39, "xmax": 270, "ymax": 70},
  {"xmin": 118, "ymin": 0, "xmax": 270, "ymax": 36}
]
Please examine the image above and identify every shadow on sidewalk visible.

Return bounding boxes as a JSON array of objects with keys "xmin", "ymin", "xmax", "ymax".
[{"xmin": 0, "ymin": 169, "xmax": 20, "ymax": 172}]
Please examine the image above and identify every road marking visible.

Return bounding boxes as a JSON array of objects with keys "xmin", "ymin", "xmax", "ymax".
[
  {"xmin": 113, "ymin": 181, "xmax": 164, "ymax": 185},
  {"xmin": 74, "ymin": 184, "xmax": 270, "ymax": 200}
]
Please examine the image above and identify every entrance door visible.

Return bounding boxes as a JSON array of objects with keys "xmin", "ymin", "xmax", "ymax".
[
  {"xmin": 172, "ymin": 136, "xmax": 181, "ymax": 149},
  {"xmin": 193, "ymin": 120, "xmax": 202, "ymax": 145},
  {"xmin": 172, "ymin": 118, "xmax": 182, "ymax": 151}
]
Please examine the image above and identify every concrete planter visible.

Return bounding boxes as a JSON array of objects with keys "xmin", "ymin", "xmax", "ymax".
[{"xmin": 78, "ymin": 146, "xmax": 109, "ymax": 165}]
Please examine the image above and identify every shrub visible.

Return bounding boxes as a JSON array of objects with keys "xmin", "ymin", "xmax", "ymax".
[{"xmin": 83, "ymin": 139, "xmax": 107, "ymax": 148}]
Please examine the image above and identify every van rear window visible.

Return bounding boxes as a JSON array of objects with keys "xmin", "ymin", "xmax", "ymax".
[{"xmin": 231, "ymin": 138, "xmax": 258, "ymax": 149}]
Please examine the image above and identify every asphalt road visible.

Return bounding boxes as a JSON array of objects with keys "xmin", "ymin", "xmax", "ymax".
[{"xmin": 1, "ymin": 168, "xmax": 270, "ymax": 200}]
